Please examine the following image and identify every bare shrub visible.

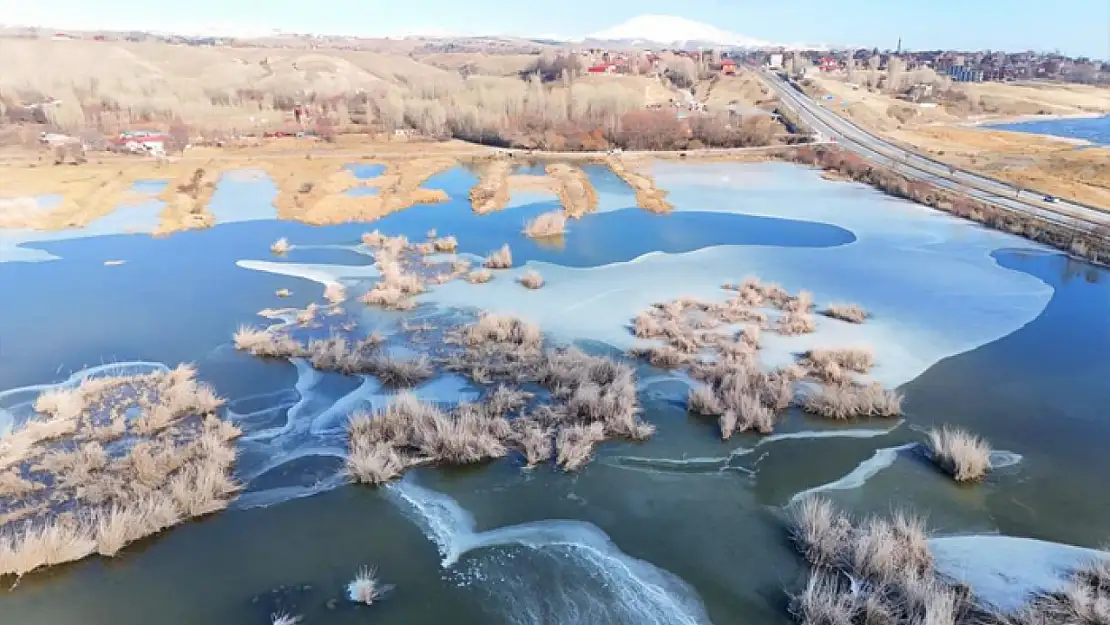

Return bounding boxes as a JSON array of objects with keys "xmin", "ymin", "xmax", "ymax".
[
  {"xmin": 822, "ymin": 303, "xmax": 869, "ymax": 324},
  {"xmin": 925, "ymin": 427, "xmax": 992, "ymax": 482},
  {"xmin": 519, "ymin": 269, "xmax": 545, "ymax": 289},
  {"xmin": 523, "ymin": 211, "xmax": 567, "ymax": 238},
  {"xmin": 484, "ymin": 244, "xmax": 513, "ymax": 269}
]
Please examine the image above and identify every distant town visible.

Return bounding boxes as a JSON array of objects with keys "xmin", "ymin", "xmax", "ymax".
[{"xmin": 4, "ymin": 25, "xmax": 1107, "ymax": 86}]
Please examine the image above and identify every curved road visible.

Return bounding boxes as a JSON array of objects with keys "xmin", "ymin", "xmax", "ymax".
[{"xmin": 757, "ymin": 68, "xmax": 1110, "ymax": 233}]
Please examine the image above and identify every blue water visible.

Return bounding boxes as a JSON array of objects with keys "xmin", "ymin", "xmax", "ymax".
[
  {"xmin": 988, "ymin": 114, "xmax": 1110, "ymax": 145},
  {"xmin": 131, "ymin": 179, "xmax": 169, "ymax": 195},
  {"xmin": 208, "ymin": 172, "xmax": 279, "ymax": 223},
  {"xmin": 2, "ymin": 162, "xmax": 1108, "ymax": 625},
  {"xmin": 344, "ymin": 163, "xmax": 387, "ymax": 180}
]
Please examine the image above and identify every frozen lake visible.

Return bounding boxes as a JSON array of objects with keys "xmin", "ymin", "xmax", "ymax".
[{"xmin": 0, "ymin": 160, "xmax": 1106, "ymax": 625}]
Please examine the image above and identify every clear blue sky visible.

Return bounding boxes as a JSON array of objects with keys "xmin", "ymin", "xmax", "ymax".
[{"xmin": 1, "ymin": 0, "xmax": 1107, "ymax": 58}]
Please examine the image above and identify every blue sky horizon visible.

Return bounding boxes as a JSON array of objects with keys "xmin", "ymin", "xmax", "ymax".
[{"xmin": 0, "ymin": 0, "xmax": 1107, "ymax": 58}]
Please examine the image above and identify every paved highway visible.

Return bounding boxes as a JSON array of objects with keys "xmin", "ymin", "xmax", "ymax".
[{"xmin": 757, "ymin": 68, "xmax": 1110, "ymax": 233}]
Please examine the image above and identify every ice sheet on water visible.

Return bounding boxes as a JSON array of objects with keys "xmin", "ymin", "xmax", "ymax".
[
  {"xmin": 207, "ymin": 170, "xmax": 278, "ymax": 223},
  {"xmin": 387, "ymin": 479, "xmax": 714, "ymax": 625},
  {"xmin": 931, "ymin": 535, "xmax": 1106, "ymax": 612},
  {"xmin": 1, "ymin": 199, "xmax": 165, "ymax": 263},
  {"xmin": 235, "ymin": 162, "xmax": 1051, "ymax": 389},
  {"xmin": 236, "ymin": 259, "xmax": 379, "ymax": 287}
]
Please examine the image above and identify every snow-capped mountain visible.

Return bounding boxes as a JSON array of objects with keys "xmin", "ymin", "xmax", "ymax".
[{"xmin": 585, "ymin": 15, "xmax": 771, "ymax": 48}]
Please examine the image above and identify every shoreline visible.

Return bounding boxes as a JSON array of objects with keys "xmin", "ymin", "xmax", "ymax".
[{"xmin": 960, "ymin": 111, "xmax": 1108, "ymax": 127}]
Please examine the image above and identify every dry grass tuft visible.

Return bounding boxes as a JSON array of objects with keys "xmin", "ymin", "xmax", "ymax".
[
  {"xmin": 925, "ymin": 427, "xmax": 993, "ymax": 482},
  {"xmin": 777, "ymin": 311, "xmax": 817, "ymax": 336},
  {"xmin": 483, "ymin": 244, "xmax": 513, "ymax": 269},
  {"xmin": 324, "ymin": 283, "xmax": 348, "ymax": 304},
  {"xmin": 631, "ymin": 345, "xmax": 690, "ymax": 369},
  {"xmin": 271, "ymin": 613, "xmax": 302, "ymax": 625},
  {"xmin": 800, "ymin": 383, "xmax": 903, "ymax": 420},
  {"xmin": 432, "ymin": 236, "xmax": 458, "ymax": 252},
  {"xmin": 511, "ymin": 419, "xmax": 553, "ymax": 467},
  {"xmin": 348, "ymin": 566, "xmax": 390, "ymax": 605},
  {"xmin": 555, "ymin": 423, "xmax": 607, "ymax": 472},
  {"xmin": 799, "ymin": 348, "xmax": 875, "ymax": 383},
  {"xmin": 463, "ymin": 313, "xmax": 543, "ymax": 350},
  {"xmin": 270, "ymin": 238, "xmax": 291, "ymax": 255},
  {"xmin": 466, "ymin": 269, "xmax": 494, "ymax": 284},
  {"xmin": 518, "ymin": 270, "xmax": 545, "ymax": 290},
  {"xmin": 789, "ymin": 496, "xmax": 852, "ymax": 568},
  {"xmin": 1026, "ymin": 550, "xmax": 1110, "ymax": 625},
  {"xmin": 822, "ymin": 303, "xmax": 869, "ymax": 324},
  {"xmin": 523, "ymin": 211, "xmax": 568, "ymax": 239}
]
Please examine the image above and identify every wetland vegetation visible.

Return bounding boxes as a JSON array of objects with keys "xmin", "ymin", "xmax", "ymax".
[{"xmin": 0, "ymin": 153, "xmax": 1106, "ymax": 625}]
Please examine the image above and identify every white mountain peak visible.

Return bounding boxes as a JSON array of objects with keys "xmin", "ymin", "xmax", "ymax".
[{"xmin": 586, "ymin": 14, "xmax": 770, "ymax": 48}]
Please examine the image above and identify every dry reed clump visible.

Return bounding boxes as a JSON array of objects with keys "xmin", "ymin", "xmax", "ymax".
[
  {"xmin": 324, "ymin": 283, "xmax": 348, "ymax": 305},
  {"xmin": 799, "ymin": 382, "xmax": 903, "ymax": 420},
  {"xmin": 518, "ymin": 270, "xmax": 545, "ymax": 290},
  {"xmin": 347, "ymin": 566, "xmax": 392, "ymax": 605},
  {"xmin": 484, "ymin": 244, "xmax": 513, "ymax": 269},
  {"xmin": 466, "ymin": 269, "xmax": 494, "ymax": 284},
  {"xmin": 630, "ymin": 345, "xmax": 690, "ymax": 369},
  {"xmin": 786, "ymin": 498, "xmax": 971, "ymax": 625},
  {"xmin": 270, "ymin": 238, "xmax": 291, "ymax": 255},
  {"xmin": 686, "ymin": 361, "xmax": 796, "ymax": 437},
  {"xmin": 234, "ymin": 327, "xmax": 431, "ymax": 387},
  {"xmin": 441, "ymin": 315, "xmax": 653, "ymax": 471},
  {"xmin": 462, "ymin": 313, "xmax": 543, "ymax": 351},
  {"xmin": 822, "ymin": 303, "xmax": 869, "ymax": 324},
  {"xmin": 0, "ymin": 366, "xmax": 240, "ymax": 576},
  {"xmin": 345, "ymin": 390, "xmax": 517, "ymax": 483},
  {"xmin": 1025, "ymin": 551, "xmax": 1110, "ymax": 625},
  {"xmin": 523, "ymin": 211, "xmax": 568, "ymax": 239},
  {"xmin": 777, "ymin": 311, "xmax": 817, "ymax": 336},
  {"xmin": 925, "ymin": 427, "xmax": 993, "ymax": 482},
  {"xmin": 271, "ymin": 613, "xmax": 302, "ymax": 625},
  {"xmin": 555, "ymin": 423, "xmax": 607, "ymax": 472},
  {"xmin": 798, "ymin": 348, "xmax": 875, "ymax": 383},
  {"xmin": 432, "ymin": 236, "xmax": 458, "ymax": 252}
]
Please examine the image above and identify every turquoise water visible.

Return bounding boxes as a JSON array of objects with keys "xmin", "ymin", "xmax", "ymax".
[
  {"xmin": 988, "ymin": 114, "xmax": 1110, "ymax": 145},
  {"xmin": 0, "ymin": 162, "xmax": 1106, "ymax": 625}
]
